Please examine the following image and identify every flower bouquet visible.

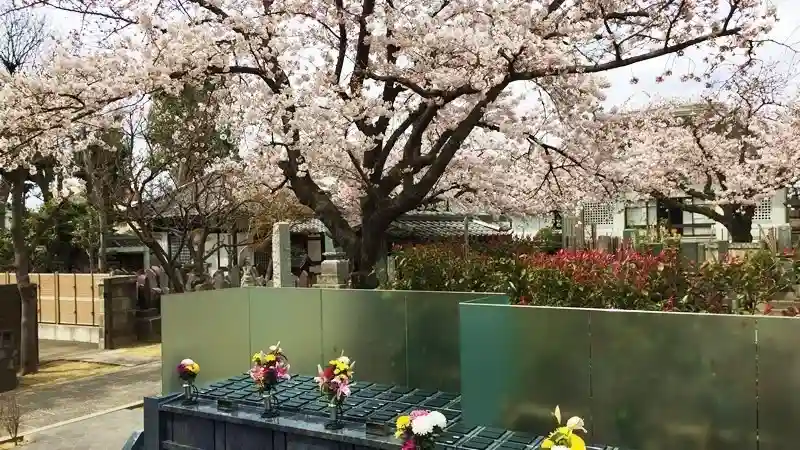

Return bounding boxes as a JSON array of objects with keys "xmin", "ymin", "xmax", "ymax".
[
  {"xmin": 541, "ymin": 406, "xmax": 587, "ymax": 450},
  {"xmin": 250, "ymin": 342, "xmax": 291, "ymax": 418},
  {"xmin": 395, "ymin": 410, "xmax": 447, "ymax": 450},
  {"xmin": 177, "ymin": 358, "xmax": 200, "ymax": 404},
  {"xmin": 314, "ymin": 352, "xmax": 355, "ymax": 430}
]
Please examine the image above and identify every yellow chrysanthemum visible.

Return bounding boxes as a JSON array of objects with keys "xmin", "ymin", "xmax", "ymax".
[
  {"xmin": 541, "ymin": 428, "xmax": 586, "ymax": 450},
  {"xmin": 189, "ymin": 363, "xmax": 200, "ymax": 374},
  {"xmin": 395, "ymin": 415, "xmax": 410, "ymax": 438},
  {"xmin": 266, "ymin": 354, "xmax": 277, "ymax": 362}
]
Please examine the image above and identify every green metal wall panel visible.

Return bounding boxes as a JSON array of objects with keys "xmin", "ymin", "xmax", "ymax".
[
  {"xmin": 460, "ymin": 304, "xmax": 591, "ymax": 434},
  {"xmin": 590, "ymin": 310, "xmax": 757, "ymax": 450},
  {"xmin": 161, "ymin": 289, "xmax": 251, "ymax": 394},
  {"xmin": 320, "ymin": 289, "xmax": 408, "ymax": 386},
  {"xmin": 248, "ymin": 287, "xmax": 323, "ymax": 377},
  {"xmin": 406, "ymin": 291, "xmax": 476, "ymax": 392},
  {"xmin": 756, "ymin": 316, "xmax": 800, "ymax": 450}
]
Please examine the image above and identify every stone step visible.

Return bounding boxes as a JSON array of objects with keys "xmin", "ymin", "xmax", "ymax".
[
  {"xmin": 135, "ymin": 315, "xmax": 161, "ymax": 343},
  {"xmin": 771, "ymin": 291, "xmax": 797, "ymax": 302},
  {"xmin": 135, "ymin": 308, "xmax": 160, "ymax": 318}
]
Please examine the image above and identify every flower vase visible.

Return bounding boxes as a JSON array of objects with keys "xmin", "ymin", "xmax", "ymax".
[
  {"xmin": 181, "ymin": 380, "xmax": 197, "ymax": 405},
  {"xmin": 261, "ymin": 389, "xmax": 279, "ymax": 418},
  {"xmin": 325, "ymin": 402, "xmax": 344, "ymax": 430},
  {"xmin": 324, "ymin": 402, "xmax": 344, "ymax": 430}
]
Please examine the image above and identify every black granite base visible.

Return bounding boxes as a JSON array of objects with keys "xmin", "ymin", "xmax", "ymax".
[
  {"xmin": 140, "ymin": 374, "xmax": 626, "ymax": 450},
  {"xmin": 199, "ymin": 374, "xmax": 461, "ymax": 429}
]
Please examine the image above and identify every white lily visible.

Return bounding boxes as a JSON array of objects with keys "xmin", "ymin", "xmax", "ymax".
[
  {"xmin": 269, "ymin": 341, "xmax": 281, "ymax": 352},
  {"xmin": 553, "ymin": 405, "xmax": 562, "ymax": 424}
]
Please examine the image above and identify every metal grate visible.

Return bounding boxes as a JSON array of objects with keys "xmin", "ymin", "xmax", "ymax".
[
  {"xmin": 754, "ymin": 198, "xmax": 771, "ymax": 221},
  {"xmin": 253, "ymin": 250, "xmax": 269, "ymax": 267},
  {"xmin": 583, "ymin": 202, "xmax": 613, "ymax": 225}
]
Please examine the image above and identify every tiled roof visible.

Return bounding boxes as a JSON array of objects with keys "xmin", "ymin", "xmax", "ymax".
[
  {"xmin": 388, "ymin": 214, "xmax": 510, "ymax": 239},
  {"xmin": 290, "ymin": 214, "xmax": 511, "ymax": 239}
]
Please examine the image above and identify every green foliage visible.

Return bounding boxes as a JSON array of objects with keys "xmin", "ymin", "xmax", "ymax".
[
  {"xmin": 71, "ymin": 203, "xmax": 102, "ymax": 256},
  {"xmin": 147, "ymin": 80, "xmax": 234, "ymax": 178},
  {"xmin": 533, "ymin": 227, "xmax": 562, "ymax": 253},
  {"xmin": 0, "ymin": 200, "xmax": 99, "ymax": 272},
  {"xmin": 387, "ymin": 242, "xmax": 790, "ymax": 314}
]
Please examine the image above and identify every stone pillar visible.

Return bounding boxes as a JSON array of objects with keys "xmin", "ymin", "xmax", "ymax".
[
  {"xmin": 386, "ymin": 255, "xmax": 396, "ymax": 285},
  {"xmin": 272, "ymin": 222, "xmax": 293, "ymax": 288}
]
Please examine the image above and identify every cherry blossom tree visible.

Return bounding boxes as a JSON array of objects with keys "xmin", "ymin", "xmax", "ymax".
[
  {"xmin": 0, "ymin": 7, "xmax": 50, "ymax": 374},
  {"xmin": 535, "ymin": 64, "xmax": 800, "ymax": 243},
  {"xmin": 0, "ymin": 0, "xmax": 780, "ymax": 286}
]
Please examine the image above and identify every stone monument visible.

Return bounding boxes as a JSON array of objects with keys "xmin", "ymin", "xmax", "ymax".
[
  {"xmin": 316, "ymin": 234, "xmax": 349, "ymax": 288},
  {"xmin": 272, "ymin": 222, "xmax": 294, "ymax": 287}
]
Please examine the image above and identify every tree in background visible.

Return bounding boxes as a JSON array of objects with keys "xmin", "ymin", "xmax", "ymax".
[
  {"xmin": 74, "ymin": 123, "xmax": 131, "ymax": 272},
  {"xmin": 535, "ymin": 65, "xmax": 800, "ymax": 242},
  {"xmin": 70, "ymin": 203, "xmax": 102, "ymax": 273}
]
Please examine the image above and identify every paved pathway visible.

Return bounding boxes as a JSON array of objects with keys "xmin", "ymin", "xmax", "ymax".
[
  {"xmin": 21, "ymin": 408, "xmax": 143, "ymax": 450},
  {"xmin": 38, "ymin": 340, "xmax": 161, "ymax": 366},
  {"xmin": 38, "ymin": 341, "xmax": 99, "ymax": 362},
  {"xmin": 16, "ymin": 362, "xmax": 160, "ymax": 433}
]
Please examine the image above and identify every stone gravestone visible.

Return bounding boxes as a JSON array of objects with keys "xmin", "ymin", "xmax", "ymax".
[
  {"xmin": 316, "ymin": 234, "xmax": 349, "ymax": 288},
  {"xmin": 184, "ymin": 272, "xmax": 199, "ymax": 292},
  {"xmin": 272, "ymin": 222, "xmax": 293, "ymax": 288},
  {"xmin": 777, "ymin": 225, "xmax": 792, "ymax": 253},
  {"xmin": 136, "ymin": 273, "xmax": 150, "ymax": 310},
  {"xmin": 212, "ymin": 269, "xmax": 227, "ymax": 290},
  {"xmin": 596, "ymin": 235, "xmax": 613, "ymax": 252},
  {"xmin": 152, "ymin": 266, "xmax": 170, "ymax": 294},
  {"xmin": 228, "ymin": 265, "xmax": 241, "ymax": 288},
  {"xmin": 240, "ymin": 265, "xmax": 257, "ymax": 287}
]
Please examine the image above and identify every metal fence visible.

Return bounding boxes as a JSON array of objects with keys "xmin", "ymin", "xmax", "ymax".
[
  {"xmin": 460, "ymin": 299, "xmax": 799, "ymax": 450},
  {"xmin": 160, "ymin": 287, "xmax": 504, "ymax": 394},
  {"xmin": 0, "ymin": 272, "xmax": 109, "ymax": 326}
]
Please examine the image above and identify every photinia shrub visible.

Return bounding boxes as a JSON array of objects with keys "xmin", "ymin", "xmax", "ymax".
[{"xmin": 386, "ymin": 241, "xmax": 791, "ymax": 314}]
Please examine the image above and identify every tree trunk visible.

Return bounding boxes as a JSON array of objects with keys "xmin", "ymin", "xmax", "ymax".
[
  {"xmin": 87, "ymin": 250, "xmax": 96, "ymax": 274},
  {"xmin": 9, "ymin": 174, "xmax": 38, "ymax": 374},
  {"xmin": 145, "ymin": 241, "xmax": 185, "ymax": 293},
  {"xmin": 0, "ymin": 179, "xmax": 10, "ymax": 232},
  {"xmin": 721, "ymin": 205, "xmax": 754, "ymax": 243},
  {"xmin": 350, "ymin": 223, "xmax": 388, "ymax": 289},
  {"xmin": 98, "ymin": 206, "xmax": 109, "ymax": 272},
  {"xmin": 724, "ymin": 217, "xmax": 754, "ymax": 243}
]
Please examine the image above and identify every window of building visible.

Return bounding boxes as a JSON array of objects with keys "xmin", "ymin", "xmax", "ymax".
[{"xmin": 754, "ymin": 198, "xmax": 772, "ymax": 221}]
